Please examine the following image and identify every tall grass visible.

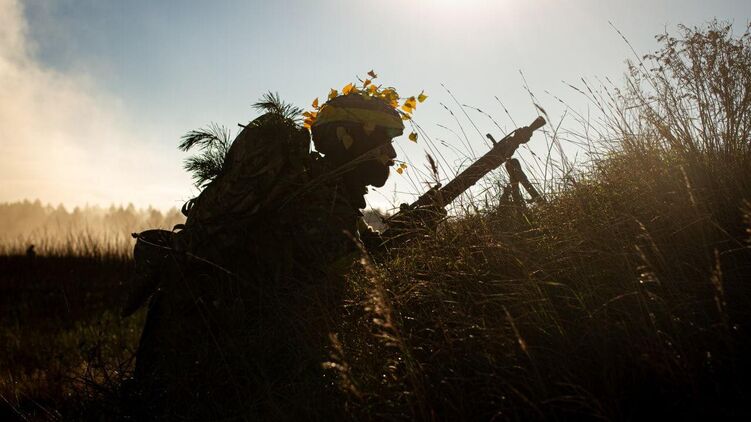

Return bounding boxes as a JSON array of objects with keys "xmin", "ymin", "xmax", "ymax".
[
  {"xmin": 0, "ymin": 230, "xmax": 134, "ymax": 258},
  {"xmin": 0, "ymin": 252, "xmax": 140, "ymax": 420},
  {"xmin": 332, "ymin": 21, "xmax": 751, "ymax": 420}
]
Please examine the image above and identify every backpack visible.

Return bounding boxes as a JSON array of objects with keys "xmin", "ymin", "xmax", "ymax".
[
  {"xmin": 123, "ymin": 111, "xmax": 311, "ymax": 316},
  {"xmin": 184, "ymin": 112, "xmax": 311, "ymax": 229}
]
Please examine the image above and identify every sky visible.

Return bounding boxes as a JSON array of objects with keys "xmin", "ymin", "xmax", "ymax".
[{"xmin": 1, "ymin": 0, "xmax": 749, "ymax": 212}]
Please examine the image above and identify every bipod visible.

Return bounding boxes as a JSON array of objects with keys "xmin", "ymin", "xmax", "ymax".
[{"xmin": 499, "ymin": 158, "xmax": 545, "ymax": 209}]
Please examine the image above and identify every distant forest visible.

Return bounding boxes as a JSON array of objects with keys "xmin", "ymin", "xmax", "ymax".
[
  {"xmin": 0, "ymin": 200, "xmax": 185, "ymax": 252},
  {"xmin": 1, "ymin": 200, "xmax": 386, "ymax": 254}
]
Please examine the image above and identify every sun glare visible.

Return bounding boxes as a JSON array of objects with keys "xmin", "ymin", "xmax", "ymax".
[{"xmin": 415, "ymin": 0, "xmax": 516, "ymax": 26}]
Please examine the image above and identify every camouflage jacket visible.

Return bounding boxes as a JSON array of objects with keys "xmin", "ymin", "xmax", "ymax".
[
  {"xmin": 123, "ymin": 116, "xmax": 377, "ymax": 317},
  {"xmin": 124, "ymin": 118, "xmax": 380, "ymax": 419}
]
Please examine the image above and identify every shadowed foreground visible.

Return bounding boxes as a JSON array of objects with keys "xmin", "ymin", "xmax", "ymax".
[{"xmin": 2, "ymin": 161, "xmax": 750, "ymax": 420}]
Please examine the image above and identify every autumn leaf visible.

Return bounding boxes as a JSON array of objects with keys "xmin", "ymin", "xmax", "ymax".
[
  {"xmin": 408, "ymin": 132, "xmax": 418, "ymax": 142},
  {"xmin": 303, "ymin": 110, "xmax": 317, "ymax": 129},
  {"xmin": 401, "ymin": 96, "xmax": 417, "ymax": 113},
  {"xmin": 417, "ymin": 90, "xmax": 428, "ymax": 103},
  {"xmin": 312, "ymin": 97, "xmax": 319, "ymax": 109},
  {"xmin": 363, "ymin": 79, "xmax": 371, "ymax": 87},
  {"xmin": 367, "ymin": 69, "xmax": 378, "ymax": 79},
  {"xmin": 342, "ymin": 83, "xmax": 354, "ymax": 95},
  {"xmin": 380, "ymin": 88, "xmax": 399, "ymax": 108},
  {"xmin": 368, "ymin": 84, "xmax": 377, "ymax": 94}
]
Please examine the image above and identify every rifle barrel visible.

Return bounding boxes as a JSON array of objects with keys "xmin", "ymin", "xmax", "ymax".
[{"xmin": 424, "ymin": 116, "xmax": 545, "ymax": 208}]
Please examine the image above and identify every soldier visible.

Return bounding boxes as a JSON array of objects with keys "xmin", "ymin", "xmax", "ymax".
[{"xmin": 126, "ymin": 91, "xmax": 403, "ymax": 420}]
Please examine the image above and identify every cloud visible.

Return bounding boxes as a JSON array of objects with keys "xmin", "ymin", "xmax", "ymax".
[{"xmin": 0, "ymin": 0, "xmax": 190, "ymax": 210}]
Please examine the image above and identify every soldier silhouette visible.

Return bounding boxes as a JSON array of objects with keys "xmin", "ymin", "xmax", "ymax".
[{"xmin": 123, "ymin": 91, "xmax": 402, "ymax": 420}]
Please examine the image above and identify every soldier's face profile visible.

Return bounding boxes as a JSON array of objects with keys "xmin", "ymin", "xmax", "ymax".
[{"xmin": 353, "ymin": 138, "xmax": 396, "ymax": 188}]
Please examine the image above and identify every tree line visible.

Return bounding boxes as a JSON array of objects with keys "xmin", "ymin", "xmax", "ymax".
[{"xmin": 0, "ymin": 200, "xmax": 185, "ymax": 253}]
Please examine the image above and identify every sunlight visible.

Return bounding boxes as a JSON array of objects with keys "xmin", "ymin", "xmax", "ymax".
[
  {"xmin": 431, "ymin": 0, "xmax": 500, "ymax": 7},
  {"xmin": 412, "ymin": 0, "xmax": 519, "ymax": 28}
]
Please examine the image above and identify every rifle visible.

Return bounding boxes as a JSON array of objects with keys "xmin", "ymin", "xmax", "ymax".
[{"xmin": 379, "ymin": 116, "xmax": 546, "ymax": 244}]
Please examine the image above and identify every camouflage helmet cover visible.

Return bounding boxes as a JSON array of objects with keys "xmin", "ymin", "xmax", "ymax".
[{"xmin": 310, "ymin": 93, "xmax": 404, "ymax": 154}]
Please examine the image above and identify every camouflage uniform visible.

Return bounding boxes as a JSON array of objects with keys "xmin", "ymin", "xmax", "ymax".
[{"xmin": 127, "ymin": 98, "xmax": 398, "ymax": 420}]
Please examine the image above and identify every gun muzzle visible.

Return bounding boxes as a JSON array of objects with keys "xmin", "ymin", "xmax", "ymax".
[{"xmin": 529, "ymin": 116, "xmax": 546, "ymax": 132}]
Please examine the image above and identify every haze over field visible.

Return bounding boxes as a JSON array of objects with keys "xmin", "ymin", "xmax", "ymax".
[
  {"xmin": 0, "ymin": 200, "xmax": 184, "ymax": 253},
  {"xmin": 1, "ymin": 0, "xmax": 749, "ymax": 212}
]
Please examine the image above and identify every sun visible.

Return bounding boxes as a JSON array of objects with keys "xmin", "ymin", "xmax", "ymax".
[{"xmin": 414, "ymin": 0, "xmax": 515, "ymax": 25}]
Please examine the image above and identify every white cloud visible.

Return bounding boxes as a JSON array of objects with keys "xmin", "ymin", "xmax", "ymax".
[{"xmin": 0, "ymin": 0, "xmax": 191, "ymax": 210}]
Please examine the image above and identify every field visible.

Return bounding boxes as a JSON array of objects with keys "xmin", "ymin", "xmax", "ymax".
[
  {"xmin": 0, "ymin": 253, "xmax": 141, "ymax": 420},
  {"xmin": 2, "ymin": 22, "xmax": 751, "ymax": 420}
]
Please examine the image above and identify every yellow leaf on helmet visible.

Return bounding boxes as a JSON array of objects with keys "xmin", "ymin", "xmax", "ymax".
[
  {"xmin": 408, "ymin": 132, "xmax": 418, "ymax": 142},
  {"xmin": 378, "ymin": 88, "xmax": 399, "ymax": 109},
  {"xmin": 401, "ymin": 96, "xmax": 417, "ymax": 113},
  {"xmin": 312, "ymin": 97, "xmax": 319, "ymax": 108},
  {"xmin": 418, "ymin": 91, "xmax": 428, "ymax": 103},
  {"xmin": 328, "ymin": 89, "xmax": 338, "ymax": 100},
  {"xmin": 342, "ymin": 83, "xmax": 354, "ymax": 95},
  {"xmin": 368, "ymin": 84, "xmax": 377, "ymax": 94},
  {"xmin": 368, "ymin": 70, "xmax": 378, "ymax": 79}
]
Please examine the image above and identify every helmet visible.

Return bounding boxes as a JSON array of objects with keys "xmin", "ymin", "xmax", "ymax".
[{"xmin": 310, "ymin": 93, "xmax": 404, "ymax": 156}]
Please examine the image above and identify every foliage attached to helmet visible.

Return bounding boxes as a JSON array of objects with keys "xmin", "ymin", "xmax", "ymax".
[{"xmin": 304, "ymin": 70, "xmax": 427, "ymax": 170}]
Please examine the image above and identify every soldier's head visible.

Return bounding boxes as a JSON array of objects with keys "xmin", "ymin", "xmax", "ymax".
[{"xmin": 311, "ymin": 93, "xmax": 403, "ymax": 188}]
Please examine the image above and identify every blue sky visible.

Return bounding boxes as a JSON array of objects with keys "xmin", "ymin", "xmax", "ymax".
[{"xmin": 2, "ymin": 0, "xmax": 749, "ymax": 211}]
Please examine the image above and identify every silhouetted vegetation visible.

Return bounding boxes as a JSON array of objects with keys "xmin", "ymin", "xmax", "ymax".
[
  {"xmin": 0, "ymin": 252, "xmax": 139, "ymax": 420},
  {"xmin": 2, "ymin": 21, "xmax": 750, "ymax": 420},
  {"xmin": 329, "ymin": 21, "xmax": 751, "ymax": 421}
]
